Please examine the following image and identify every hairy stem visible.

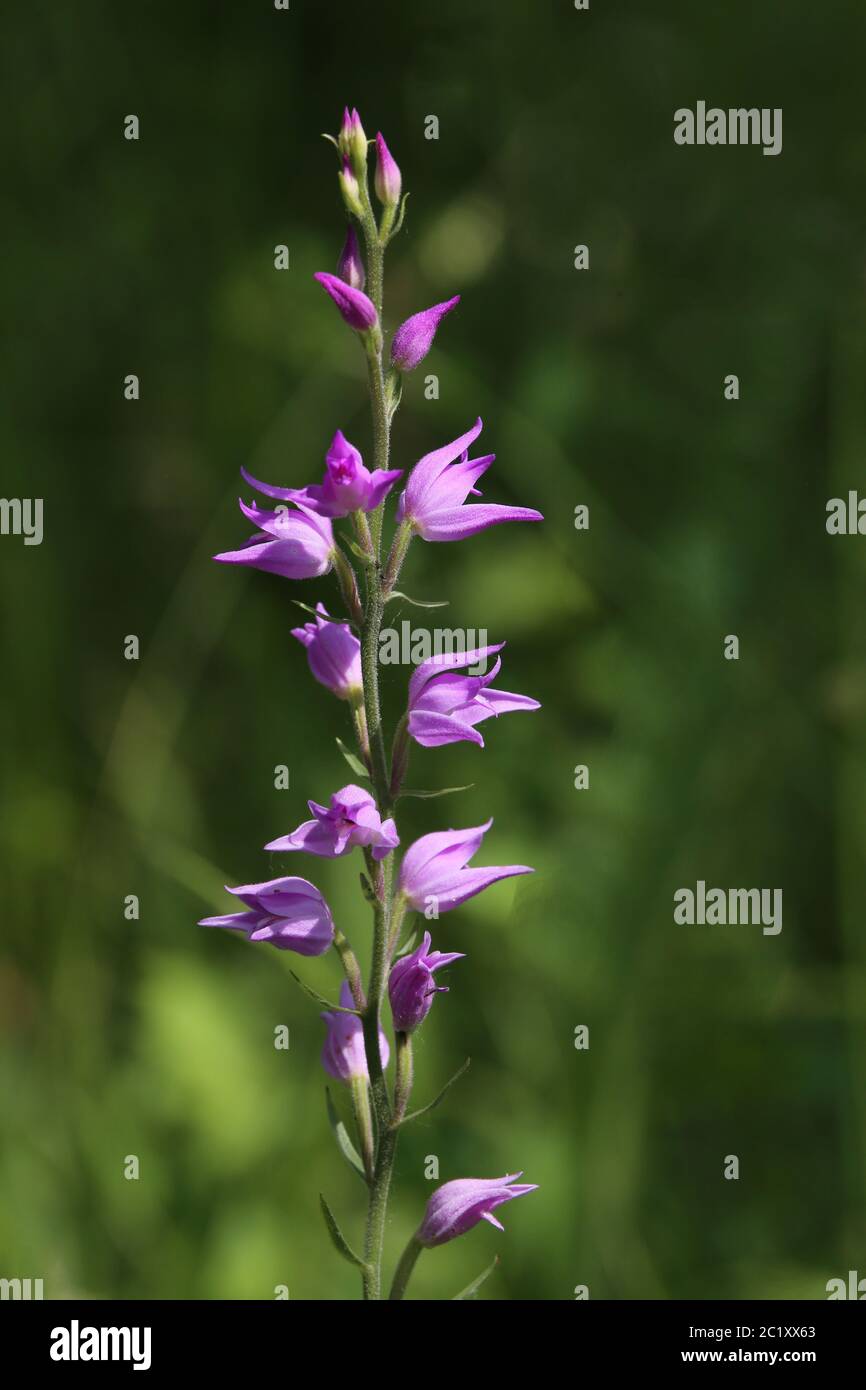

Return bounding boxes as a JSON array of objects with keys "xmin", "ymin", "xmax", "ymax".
[
  {"xmin": 332, "ymin": 930, "xmax": 364, "ymax": 1011},
  {"xmin": 350, "ymin": 1074, "xmax": 375, "ymax": 1185},
  {"xmin": 388, "ymin": 1235, "xmax": 422, "ymax": 1301},
  {"xmin": 393, "ymin": 1031, "xmax": 413, "ymax": 1126}
]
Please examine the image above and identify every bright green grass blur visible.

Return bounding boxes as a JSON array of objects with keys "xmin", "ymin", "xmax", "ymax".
[{"xmin": 1, "ymin": 0, "xmax": 865, "ymax": 1299}]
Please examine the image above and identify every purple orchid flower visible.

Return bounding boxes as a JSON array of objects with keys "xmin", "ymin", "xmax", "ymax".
[
  {"xmin": 213, "ymin": 499, "xmax": 334, "ymax": 580},
  {"xmin": 314, "ymin": 271, "xmax": 378, "ymax": 333},
  {"xmin": 337, "ymin": 225, "xmax": 366, "ymax": 290},
  {"xmin": 396, "ymin": 418, "xmax": 543, "ymax": 541},
  {"xmin": 374, "ymin": 132, "xmax": 402, "ymax": 207},
  {"xmin": 198, "ymin": 876, "xmax": 334, "ymax": 956},
  {"xmin": 390, "ymin": 295, "xmax": 460, "ymax": 373},
  {"xmin": 292, "ymin": 603, "xmax": 362, "ymax": 700},
  {"xmin": 321, "ymin": 980, "xmax": 389, "ymax": 1083},
  {"xmin": 241, "ymin": 431, "xmax": 401, "ymax": 519},
  {"xmin": 416, "ymin": 1174, "xmax": 538, "ymax": 1247},
  {"xmin": 398, "ymin": 820, "xmax": 533, "ymax": 913},
  {"xmin": 388, "ymin": 931, "xmax": 464, "ymax": 1033},
  {"xmin": 265, "ymin": 783, "xmax": 398, "ymax": 861},
  {"xmin": 407, "ymin": 642, "xmax": 540, "ymax": 748}
]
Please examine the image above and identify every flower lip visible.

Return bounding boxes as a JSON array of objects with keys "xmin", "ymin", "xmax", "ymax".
[{"xmin": 264, "ymin": 783, "xmax": 399, "ymax": 861}]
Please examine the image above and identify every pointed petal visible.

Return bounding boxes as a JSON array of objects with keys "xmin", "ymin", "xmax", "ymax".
[{"xmin": 417, "ymin": 503, "xmax": 544, "ymax": 542}]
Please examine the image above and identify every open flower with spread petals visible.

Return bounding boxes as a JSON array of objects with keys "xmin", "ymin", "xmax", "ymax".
[
  {"xmin": 314, "ymin": 271, "xmax": 378, "ymax": 333},
  {"xmin": 390, "ymin": 295, "xmax": 459, "ymax": 372},
  {"xmin": 198, "ymin": 877, "xmax": 334, "ymax": 956},
  {"xmin": 398, "ymin": 820, "xmax": 533, "ymax": 913},
  {"xmin": 265, "ymin": 783, "xmax": 398, "ymax": 861},
  {"xmin": 408, "ymin": 642, "xmax": 540, "ymax": 748},
  {"xmin": 292, "ymin": 603, "xmax": 362, "ymax": 700},
  {"xmin": 388, "ymin": 931, "xmax": 464, "ymax": 1033},
  {"xmin": 397, "ymin": 418, "xmax": 543, "ymax": 541},
  {"xmin": 416, "ymin": 1174, "xmax": 538, "ymax": 1247},
  {"xmin": 321, "ymin": 980, "xmax": 390, "ymax": 1083},
  {"xmin": 213, "ymin": 499, "xmax": 334, "ymax": 580},
  {"xmin": 242, "ymin": 431, "xmax": 401, "ymax": 519}
]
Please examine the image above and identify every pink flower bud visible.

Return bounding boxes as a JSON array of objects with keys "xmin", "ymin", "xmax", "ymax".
[{"xmin": 374, "ymin": 132, "xmax": 402, "ymax": 207}]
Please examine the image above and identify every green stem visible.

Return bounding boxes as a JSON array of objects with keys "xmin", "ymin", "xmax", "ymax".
[
  {"xmin": 332, "ymin": 930, "xmax": 364, "ymax": 1011},
  {"xmin": 361, "ymin": 582, "xmax": 389, "ymax": 805},
  {"xmin": 362, "ymin": 1125, "xmax": 397, "ymax": 1300},
  {"xmin": 382, "ymin": 519, "xmax": 414, "ymax": 597},
  {"xmin": 352, "ymin": 189, "xmax": 409, "ymax": 1301},
  {"xmin": 332, "ymin": 546, "xmax": 363, "ymax": 627},
  {"xmin": 350, "ymin": 1075, "xmax": 375, "ymax": 1185},
  {"xmin": 389, "ymin": 714, "xmax": 411, "ymax": 802},
  {"xmin": 393, "ymin": 1031, "xmax": 413, "ymax": 1126},
  {"xmin": 388, "ymin": 1235, "xmax": 423, "ymax": 1301}
]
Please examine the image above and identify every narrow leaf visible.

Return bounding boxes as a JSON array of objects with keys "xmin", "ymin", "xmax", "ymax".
[
  {"xmin": 453, "ymin": 1255, "xmax": 499, "ymax": 1301},
  {"xmin": 289, "ymin": 970, "xmax": 358, "ymax": 1014},
  {"xmin": 345, "ymin": 538, "xmax": 373, "ymax": 565},
  {"xmin": 326, "ymin": 1087, "xmax": 367, "ymax": 1182},
  {"xmin": 336, "ymin": 737, "xmax": 370, "ymax": 781},
  {"xmin": 399, "ymin": 784, "xmax": 474, "ymax": 800},
  {"xmin": 319, "ymin": 1193, "xmax": 367, "ymax": 1268},
  {"xmin": 399, "ymin": 1058, "xmax": 471, "ymax": 1127},
  {"xmin": 388, "ymin": 592, "xmax": 449, "ymax": 609},
  {"xmin": 292, "ymin": 600, "xmax": 358, "ymax": 632},
  {"xmin": 394, "ymin": 929, "xmax": 419, "ymax": 959}
]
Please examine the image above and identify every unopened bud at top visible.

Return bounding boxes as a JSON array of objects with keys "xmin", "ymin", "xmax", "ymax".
[
  {"xmin": 337, "ymin": 225, "xmax": 366, "ymax": 291},
  {"xmin": 339, "ymin": 106, "xmax": 368, "ymax": 177},
  {"xmin": 374, "ymin": 132, "xmax": 402, "ymax": 208}
]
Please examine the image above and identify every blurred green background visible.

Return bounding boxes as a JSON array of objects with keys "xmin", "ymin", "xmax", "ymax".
[{"xmin": 2, "ymin": 0, "xmax": 866, "ymax": 1300}]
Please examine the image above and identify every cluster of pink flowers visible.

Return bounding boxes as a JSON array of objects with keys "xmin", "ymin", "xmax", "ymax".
[{"xmin": 199, "ymin": 107, "xmax": 541, "ymax": 1298}]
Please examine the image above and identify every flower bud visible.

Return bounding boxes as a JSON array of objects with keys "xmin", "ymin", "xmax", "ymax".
[
  {"xmin": 339, "ymin": 106, "xmax": 367, "ymax": 177},
  {"xmin": 374, "ymin": 132, "xmax": 402, "ymax": 207},
  {"xmin": 390, "ymin": 295, "xmax": 460, "ymax": 372},
  {"xmin": 314, "ymin": 271, "xmax": 378, "ymax": 334},
  {"xmin": 388, "ymin": 931, "xmax": 464, "ymax": 1032},
  {"xmin": 337, "ymin": 225, "xmax": 366, "ymax": 290},
  {"xmin": 338, "ymin": 155, "xmax": 364, "ymax": 219}
]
